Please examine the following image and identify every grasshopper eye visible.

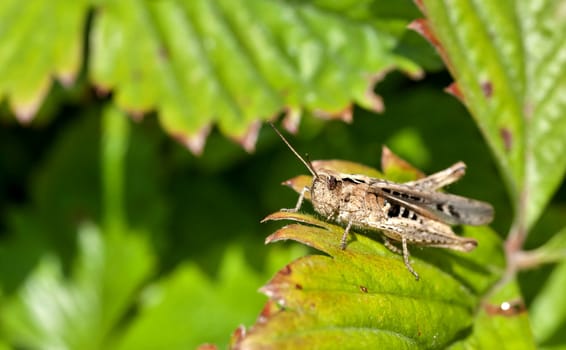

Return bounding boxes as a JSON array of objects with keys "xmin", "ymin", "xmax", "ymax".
[{"xmin": 327, "ymin": 176, "xmax": 338, "ymax": 190}]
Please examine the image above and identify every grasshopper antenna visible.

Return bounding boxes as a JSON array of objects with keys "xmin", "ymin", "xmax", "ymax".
[{"xmin": 268, "ymin": 122, "xmax": 318, "ymax": 177}]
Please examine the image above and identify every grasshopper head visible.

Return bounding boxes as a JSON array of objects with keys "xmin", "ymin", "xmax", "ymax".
[
  {"xmin": 311, "ymin": 169, "xmax": 343, "ymax": 218},
  {"xmin": 268, "ymin": 122, "xmax": 344, "ymax": 218}
]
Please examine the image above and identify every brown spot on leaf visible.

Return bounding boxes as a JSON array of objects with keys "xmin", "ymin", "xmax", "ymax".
[
  {"xmin": 359, "ymin": 285, "xmax": 368, "ymax": 293},
  {"xmin": 158, "ymin": 45, "xmax": 170, "ymax": 61},
  {"xmin": 484, "ymin": 299, "xmax": 526, "ymax": 316},
  {"xmin": 281, "ymin": 264, "xmax": 292, "ymax": 275},
  {"xmin": 482, "ymin": 81, "xmax": 493, "ymax": 98},
  {"xmin": 295, "ymin": 283, "xmax": 303, "ymax": 290},
  {"xmin": 196, "ymin": 344, "xmax": 218, "ymax": 350},
  {"xmin": 523, "ymin": 101, "xmax": 534, "ymax": 120},
  {"xmin": 500, "ymin": 127, "xmax": 513, "ymax": 152}
]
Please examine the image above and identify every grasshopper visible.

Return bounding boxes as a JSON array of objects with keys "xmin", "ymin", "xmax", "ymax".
[{"xmin": 270, "ymin": 123, "xmax": 494, "ymax": 280}]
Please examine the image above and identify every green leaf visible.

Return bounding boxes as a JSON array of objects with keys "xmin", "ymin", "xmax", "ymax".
[
  {"xmin": 0, "ymin": 224, "xmax": 155, "ymax": 349},
  {"xmin": 1, "ymin": 0, "xmax": 423, "ymax": 151},
  {"xmin": 415, "ymin": 0, "xmax": 566, "ymax": 229},
  {"xmin": 449, "ymin": 280, "xmax": 535, "ymax": 350},
  {"xmin": 0, "ymin": 0, "xmax": 88, "ymax": 121},
  {"xmin": 529, "ymin": 259, "xmax": 566, "ymax": 346},
  {"xmin": 113, "ymin": 244, "xmax": 306, "ymax": 349},
  {"xmin": 235, "ymin": 212, "xmax": 502, "ymax": 349},
  {"xmin": 90, "ymin": 0, "xmax": 422, "ymax": 153}
]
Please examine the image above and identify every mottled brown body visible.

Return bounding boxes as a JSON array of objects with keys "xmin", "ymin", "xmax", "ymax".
[
  {"xmin": 269, "ymin": 123, "xmax": 494, "ymax": 280},
  {"xmin": 311, "ymin": 167, "xmax": 483, "ymax": 250}
]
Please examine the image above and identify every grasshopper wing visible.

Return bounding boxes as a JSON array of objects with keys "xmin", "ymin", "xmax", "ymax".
[{"xmin": 372, "ymin": 182, "xmax": 494, "ymax": 226}]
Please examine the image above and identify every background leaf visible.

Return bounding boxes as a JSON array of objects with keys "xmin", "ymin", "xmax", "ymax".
[
  {"xmin": 449, "ymin": 281, "xmax": 535, "ymax": 350},
  {"xmin": 2, "ymin": 0, "xmax": 565, "ymax": 348},
  {"xmin": 0, "ymin": 0, "xmax": 88, "ymax": 121},
  {"xmin": 113, "ymin": 244, "xmax": 305, "ymax": 349},
  {"xmin": 415, "ymin": 0, "xmax": 566, "ymax": 230},
  {"xmin": 0, "ymin": 0, "xmax": 424, "ymax": 152},
  {"xmin": 0, "ymin": 224, "xmax": 155, "ymax": 349},
  {"xmin": 89, "ymin": 0, "xmax": 423, "ymax": 152},
  {"xmin": 529, "ymin": 259, "xmax": 566, "ymax": 347}
]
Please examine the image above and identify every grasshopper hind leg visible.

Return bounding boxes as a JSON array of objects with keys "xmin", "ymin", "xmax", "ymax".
[
  {"xmin": 383, "ymin": 237, "xmax": 420, "ymax": 281},
  {"xmin": 383, "ymin": 237, "xmax": 402, "ymax": 254},
  {"xmin": 402, "ymin": 237, "xmax": 419, "ymax": 281}
]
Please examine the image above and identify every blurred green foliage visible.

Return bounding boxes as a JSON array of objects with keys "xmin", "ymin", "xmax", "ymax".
[{"xmin": 0, "ymin": 0, "xmax": 566, "ymax": 349}]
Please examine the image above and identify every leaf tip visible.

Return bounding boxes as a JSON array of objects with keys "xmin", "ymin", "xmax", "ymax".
[
  {"xmin": 264, "ymin": 224, "xmax": 299, "ymax": 245},
  {"xmin": 264, "ymin": 231, "xmax": 279, "ymax": 244},
  {"xmin": 229, "ymin": 325, "xmax": 247, "ymax": 349},
  {"xmin": 365, "ymin": 90, "xmax": 385, "ymax": 113},
  {"xmin": 283, "ymin": 107, "xmax": 302, "ymax": 134},
  {"xmin": 126, "ymin": 108, "xmax": 146, "ymax": 122},
  {"xmin": 381, "ymin": 146, "xmax": 425, "ymax": 179},
  {"xmin": 445, "ymin": 82, "xmax": 464, "ymax": 102},
  {"xmin": 236, "ymin": 120, "xmax": 262, "ymax": 153},
  {"xmin": 314, "ymin": 104, "xmax": 353, "ymax": 123},
  {"xmin": 14, "ymin": 107, "xmax": 37, "ymax": 124},
  {"xmin": 57, "ymin": 71, "xmax": 77, "ymax": 88},
  {"xmin": 13, "ymin": 91, "xmax": 50, "ymax": 124},
  {"xmin": 175, "ymin": 124, "xmax": 211, "ymax": 155}
]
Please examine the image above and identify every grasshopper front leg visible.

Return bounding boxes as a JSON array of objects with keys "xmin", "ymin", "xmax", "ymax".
[{"xmin": 282, "ymin": 186, "xmax": 310, "ymax": 212}]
